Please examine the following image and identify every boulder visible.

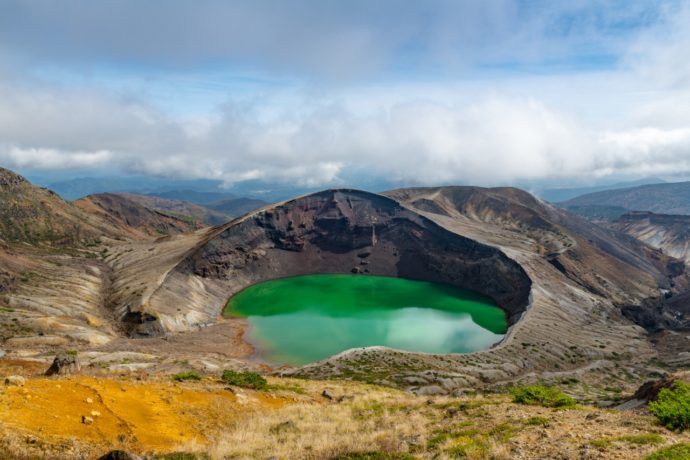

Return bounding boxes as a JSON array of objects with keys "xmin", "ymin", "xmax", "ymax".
[
  {"xmin": 632, "ymin": 371, "xmax": 690, "ymax": 402},
  {"xmin": 45, "ymin": 352, "xmax": 81, "ymax": 376},
  {"xmin": 4, "ymin": 375, "xmax": 25, "ymax": 386}
]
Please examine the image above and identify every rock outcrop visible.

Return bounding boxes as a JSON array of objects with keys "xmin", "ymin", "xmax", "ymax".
[
  {"xmin": 45, "ymin": 352, "xmax": 81, "ymax": 376},
  {"xmin": 4, "ymin": 375, "xmax": 25, "ymax": 386}
]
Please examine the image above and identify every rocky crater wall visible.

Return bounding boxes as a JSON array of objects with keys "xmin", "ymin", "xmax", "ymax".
[{"xmin": 170, "ymin": 190, "xmax": 532, "ymax": 327}]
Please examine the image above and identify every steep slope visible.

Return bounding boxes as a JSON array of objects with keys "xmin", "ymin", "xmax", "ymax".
[
  {"xmin": 387, "ymin": 186, "xmax": 681, "ymax": 305},
  {"xmin": 562, "ymin": 181, "xmax": 690, "ymax": 215},
  {"xmin": 74, "ymin": 193, "xmax": 204, "ymax": 236},
  {"xmin": 611, "ymin": 212, "xmax": 690, "ymax": 264},
  {"xmin": 0, "ymin": 168, "xmax": 122, "ymax": 245},
  {"xmin": 0, "ymin": 171, "xmax": 141, "ymax": 349}
]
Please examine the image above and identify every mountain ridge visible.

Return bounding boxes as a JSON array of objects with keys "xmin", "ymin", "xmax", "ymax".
[{"xmin": 562, "ymin": 180, "xmax": 690, "ymax": 215}]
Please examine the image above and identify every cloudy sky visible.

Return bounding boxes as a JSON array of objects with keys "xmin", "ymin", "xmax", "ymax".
[{"xmin": 1, "ymin": 0, "xmax": 690, "ymax": 189}]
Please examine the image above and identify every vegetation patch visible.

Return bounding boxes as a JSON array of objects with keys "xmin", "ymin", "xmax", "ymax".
[
  {"xmin": 172, "ymin": 371, "xmax": 202, "ymax": 382},
  {"xmin": 649, "ymin": 381, "xmax": 690, "ymax": 432},
  {"xmin": 591, "ymin": 433, "xmax": 664, "ymax": 450},
  {"xmin": 267, "ymin": 383, "xmax": 306, "ymax": 394},
  {"xmin": 645, "ymin": 443, "xmax": 690, "ymax": 460},
  {"xmin": 221, "ymin": 369, "xmax": 268, "ymax": 390},
  {"xmin": 487, "ymin": 422, "xmax": 518, "ymax": 442},
  {"xmin": 617, "ymin": 433, "xmax": 665, "ymax": 445},
  {"xmin": 590, "ymin": 438, "xmax": 613, "ymax": 449},
  {"xmin": 445, "ymin": 439, "xmax": 489, "ymax": 458},
  {"xmin": 511, "ymin": 385, "xmax": 576, "ymax": 408},
  {"xmin": 524, "ymin": 416, "xmax": 550, "ymax": 426}
]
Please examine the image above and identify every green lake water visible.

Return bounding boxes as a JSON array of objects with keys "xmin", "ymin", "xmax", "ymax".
[{"xmin": 224, "ymin": 274, "xmax": 508, "ymax": 365}]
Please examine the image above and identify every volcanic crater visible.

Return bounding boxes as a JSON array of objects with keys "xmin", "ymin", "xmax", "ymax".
[{"xmin": 2, "ymin": 167, "xmax": 688, "ymax": 395}]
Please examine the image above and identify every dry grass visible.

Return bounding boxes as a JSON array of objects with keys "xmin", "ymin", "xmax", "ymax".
[
  {"xmin": 1, "ymin": 369, "xmax": 690, "ymax": 459},
  {"xmin": 208, "ymin": 388, "xmax": 430, "ymax": 459}
]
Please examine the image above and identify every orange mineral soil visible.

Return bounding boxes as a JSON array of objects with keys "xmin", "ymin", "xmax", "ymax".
[{"xmin": 0, "ymin": 374, "xmax": 291, "ymax": 453}]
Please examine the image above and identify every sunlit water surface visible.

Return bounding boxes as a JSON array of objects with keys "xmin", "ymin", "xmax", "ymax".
[{"xmin": 224, "ymin": 274, "xmax": 507, "ymax": 365}]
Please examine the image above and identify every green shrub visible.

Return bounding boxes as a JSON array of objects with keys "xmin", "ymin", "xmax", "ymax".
[
  {"xmin": 618, "ymin": 433, "xmax": 664, "ymax": 445},
  {"xmin": 221, "ymin": 369, "xmax": 268, "ymax": 390},
  {"xmin": 644, "ymin": 443, "xmax": 690, "ymax": 460},
  {"xmin": 590, "ymin": 438, "xmax": 613, "ymax": 449},
  {"xmin": 524, "ymin": 416, "xmax": 550, "ymax": 426},
  {"xmin": 591, "ymin": 434, "xmax": 664, "ymax": 449},
  {"xmin": 511, "ymin": 385, "xmax": 576, "ymax": 408},
  {"xmin": 649, "ymin": 381, "xmax": 690, "ymax": 432},
  {"xmin": 172, "ymin": 371, "xmax": 202, "ymax": 382},
  {"xmin": 445, "ymin": 440, "xmax": 489, "ymax": 458}
]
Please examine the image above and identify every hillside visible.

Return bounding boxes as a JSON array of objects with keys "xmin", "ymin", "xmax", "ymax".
[
  {"xmin": 561, "ymin": 181, "xmax": 690, "ymax": 215},
  {"xmin": 610, "ymin": 212, "xmax": 690, "ymax": 263},
  {"xmin": 0, "ymin": 168, "xmax": 123, "ymax": 246},
  {"xmin": 74, "ymin": 193, "xmax": 204, "ymax": 237},
  {"xmin": 117, "ymin": 193, "xmax": 231, "ymax": 226},
  {"xmin": 144, "ymin": 189, "xmax": 268, "ymax": 218}
]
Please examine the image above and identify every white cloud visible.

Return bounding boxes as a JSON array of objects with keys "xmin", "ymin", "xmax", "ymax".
[
  {"xmin": 2, "ymin": 78, "xmax": 690, "ymax": 187},
  {"xmin": 0, "ymin": 1, "xmax": 690, "ymax": 188},
  {"xmin": 1, "ymin": 146, "xmax": 112, "ymax": 169}
]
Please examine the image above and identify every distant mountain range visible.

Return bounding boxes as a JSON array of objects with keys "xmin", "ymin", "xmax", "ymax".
[
  {"xmin": 536, "ymin": 178, "xmax": 666, "ymax": 203},
  {"xmin": 146, "ymin": 189, "xmax": 239, "ymax": 205},
  {"xmin": 557, "ymin": 180, "xmax": 690, "ymax": 266},
  {"xmin": 44, "ymin": 176, "xmax": 226, "ymax": 201},
  {"xmin": 42, "ymin": 176, "xmax": 317, "ymax": 202},
  {"xmin": 561, "ymin": 181, "xmax": 690, "ymax": 216}
]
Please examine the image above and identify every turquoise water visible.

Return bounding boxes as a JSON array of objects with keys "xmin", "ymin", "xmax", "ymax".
[{"xmin": 224, "ymin": 274, "xmax": 507, "ymax": 365}]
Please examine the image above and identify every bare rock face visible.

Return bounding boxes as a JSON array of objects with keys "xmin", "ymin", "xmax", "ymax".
[{"xmin": 45, "ymin": 352, "xmax": 81, "ymax": 376}]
